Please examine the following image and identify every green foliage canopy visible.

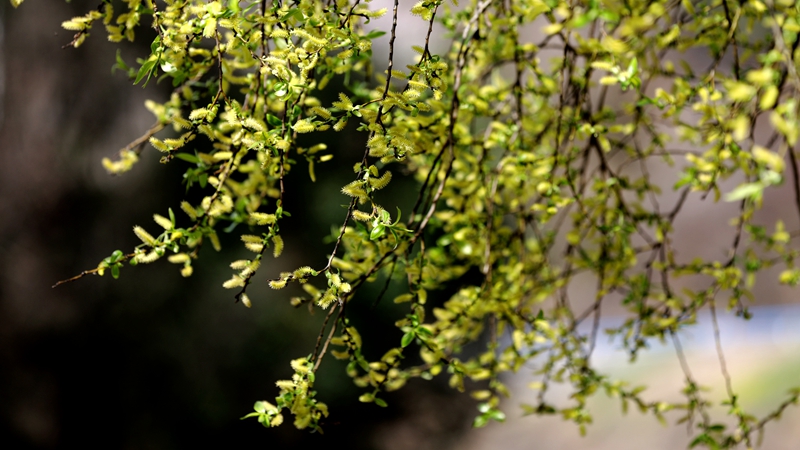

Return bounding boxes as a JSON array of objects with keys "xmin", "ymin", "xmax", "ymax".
[{"xmin": 25, "ymin": 0, "xmax": 800, "ymax": 446}]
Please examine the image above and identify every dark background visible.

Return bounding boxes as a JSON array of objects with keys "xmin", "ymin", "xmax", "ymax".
[{"xmin": 0, "ymin": 2, "xmax": 473, "ymax": 448}]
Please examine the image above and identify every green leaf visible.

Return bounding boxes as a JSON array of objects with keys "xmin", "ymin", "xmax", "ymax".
[
  {"xmin": 707, "ymin": 424, "xmax": 726, "ymax": 432},
  {"xmin": 274, "ymin": 82, "xmax": 288, "ymax": 97},
  {"xmin": 489, "ymin": 409, "xmax": 506, "ymax": 422},
  {"xmin": 279, "ymin": 8, "xmax": 303, "ymax": 22},
  {"xmin": 175, "ymin": 153, "xmax": 200, "ymax": 164},
  {"xmin": 473, "ymin": 414, "xmax": 488, "ymax": 428},
  {"xmin": 134, "ymin": 59, "xmax": 156, "ymax": 86},
  {"xmin": 110, "ymin": 250, "xmax": 124, "ymax": 262},
  {"xmin": 689, "ymin": 433, "xmax": 713, "ymax": 448},
  {"xmin": 627, "ymin": 57, "xmax": 638, "ymax": 77},
  {"xmin": 253, "ymin": 401, "xmax": 268, "ymax": 413},
  {"xmin": 374, "ymin": 397, "xmax": 388, "ymax": 407},
  {"xmin": 416, "ymin": 326, "xmax": 433, "ymax": 337},
  {"xmin": 357, "ymin": 355, "xmax": 370, "ymax": 371},
  {"xmin": 111, "ymin": 264, "xmax": 120, "ymax": 279},
  {"xmin": 150, "ymin": 36, "xmax": 161, "ymax": 54},
  {"xmin": 266, "ymin": 114, "xmax": 282, "ymax": 127},
  {"xmin": 370, "ymin": 224, "xmax": 385, "ymax": 240},
  {"xmin": 401, "ymin": 331, "xmax": 415, "ymax": 348},
  {"xmin": 364, "ymin": 30, "xmax": 387, "ymax": 40},
  {"xmin": 112, "ymin": 49, "xmax": 132, "ymax": 76}
]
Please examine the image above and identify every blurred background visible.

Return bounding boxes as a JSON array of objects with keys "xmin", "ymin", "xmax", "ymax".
[{"xmin": 1, "ymin": 1, "xmax": 798, "ymax": 449}]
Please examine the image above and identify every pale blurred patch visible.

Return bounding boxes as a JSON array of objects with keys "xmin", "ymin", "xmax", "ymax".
[{"xmin": 458, "ymin": 305, "xmax": 800, "ymax": 450}]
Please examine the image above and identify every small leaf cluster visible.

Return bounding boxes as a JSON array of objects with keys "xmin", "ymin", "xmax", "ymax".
[{"xmin": 242, "ymin": 357, "xmax": 329, "ymax": 432}]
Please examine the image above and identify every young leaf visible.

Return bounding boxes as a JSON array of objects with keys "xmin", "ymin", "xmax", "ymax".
[{"xmin": 401, "ymin": 331, "xmax": 415, "ymax": 348}]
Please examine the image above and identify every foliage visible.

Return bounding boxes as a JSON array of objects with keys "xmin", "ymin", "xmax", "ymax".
[{"xmin": 25, "ymin": 0, "xmax": 800, "ymax": 446}]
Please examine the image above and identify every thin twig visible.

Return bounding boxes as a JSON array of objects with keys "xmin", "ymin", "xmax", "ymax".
[
  {"xmin": 313, "ymin": 306, "xmax": 342, "ymax": 372},
  {"xmin": 708, "ymin": 293, "xmax": 734, "ymax": 399},
  {"xmin": 312, "ymin": 304, "xmax": 339, "ymax": 364}
]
